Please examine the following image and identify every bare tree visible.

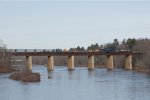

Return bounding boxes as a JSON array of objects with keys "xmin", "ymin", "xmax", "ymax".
[
  {"xmin": 133, "ymin": 39, "xmax": 150, "ymax": 68},
  {"xmin": 0, "ymin": 39, "xmax": 8, "ymax": 67}
]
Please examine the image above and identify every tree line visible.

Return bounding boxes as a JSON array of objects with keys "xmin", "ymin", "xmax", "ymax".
[{"xmin": 71, "ymin": 38, "xmax": 137, "ymax": 51}]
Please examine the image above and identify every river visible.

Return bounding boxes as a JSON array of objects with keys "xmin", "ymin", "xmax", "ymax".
[{"xmin": 0, "ymin": 65, "xmax": 150, "ymax": 100}]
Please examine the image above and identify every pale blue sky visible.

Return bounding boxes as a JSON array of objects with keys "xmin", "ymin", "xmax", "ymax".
[{"xmin": 0, "ymin": 0, "xmax": 150, "ymax": 49}]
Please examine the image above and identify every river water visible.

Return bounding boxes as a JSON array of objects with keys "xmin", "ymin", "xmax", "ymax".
[{"xmin": 0, "ymin": 65, "xmax": 150, "ymax": 100}]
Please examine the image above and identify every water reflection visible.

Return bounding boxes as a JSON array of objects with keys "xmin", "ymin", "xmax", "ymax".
[
  {"xmin": 88, "ymin": 70, "xmax": 95, "ymax": 77},
  {"xmin": 47, "ymin": 71, "xmax": 54, "ymax": 79},
  {"xmin": 68, "ymin": 70, "xmax": 75, "ymax": 79}
]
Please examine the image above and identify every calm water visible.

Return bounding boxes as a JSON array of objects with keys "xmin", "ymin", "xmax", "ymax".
[{"xmin": 0, "ymin": 65, "xmax": 150, "ymax": 100}]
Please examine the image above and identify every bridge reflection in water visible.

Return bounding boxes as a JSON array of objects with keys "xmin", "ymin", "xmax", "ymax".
[{"xmin": 4, "ymin": 49, "xmax": 140, "ymax": 71}]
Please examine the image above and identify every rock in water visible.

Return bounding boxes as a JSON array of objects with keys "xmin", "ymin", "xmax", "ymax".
[{"xmin": 9, "ymin": 72, "xmax": 40, "ymax": 82}]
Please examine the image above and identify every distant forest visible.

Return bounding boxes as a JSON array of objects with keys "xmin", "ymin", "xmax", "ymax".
[{"xmin": 5, "ymin": 38, "xmax": 150, "ymax": 68}]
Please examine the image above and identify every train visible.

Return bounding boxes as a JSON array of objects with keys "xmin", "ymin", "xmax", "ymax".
[{"xmin": 100, "ymin": 48, "xmax": 116, "ymax": 53}]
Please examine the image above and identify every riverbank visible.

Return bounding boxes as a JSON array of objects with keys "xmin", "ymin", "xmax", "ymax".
[
  {"xmin": 0, "ymin": 67, "xmax": 17, "ymax": 73},
  {"xmin": 133, "ymin": 67, "xmax": 150, "ymax": 74}
]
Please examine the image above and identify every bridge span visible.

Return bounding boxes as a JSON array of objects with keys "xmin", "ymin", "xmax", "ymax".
[{"xmin": 3, "ymin": 49, "xmax": 141, "ymax": 71}]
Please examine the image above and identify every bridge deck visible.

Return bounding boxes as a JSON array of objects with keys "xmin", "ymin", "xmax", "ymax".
[{"xmin": 2, "ymin": 51, "xmax": 141, "ymax": 56}]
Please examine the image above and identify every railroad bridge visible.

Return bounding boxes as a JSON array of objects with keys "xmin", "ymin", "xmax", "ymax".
[{"xmin": 5, "ymin": 49, "xmax": 141, "ymax": 71}]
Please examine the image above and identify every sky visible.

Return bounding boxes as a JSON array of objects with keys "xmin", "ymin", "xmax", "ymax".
[{"xmin": 0, "ymin": 0, "xmax": 150, "ymax": 49}]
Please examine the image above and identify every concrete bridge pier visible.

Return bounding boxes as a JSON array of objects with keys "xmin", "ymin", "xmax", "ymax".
[
  {"xmin": 68, "ymin": 55, "xmax": 74, "ymax": 70},
  {"xmin": 106, "ymin": 55, "xmax": 114, "ymax": 70},
  {"xmin": 125, "ymin": 55, "xmax": 132, "ymax": 70},
  {"xmin": 47, "ymin": 56, "xmax": 54, "ymax": 71},
  {"xmin": 26, "ymin": 56, "xmax": 32, "ymax": 71},
  {"xmin": 88, "ymin": 55, "xmax": 94, "ymax": 70}
]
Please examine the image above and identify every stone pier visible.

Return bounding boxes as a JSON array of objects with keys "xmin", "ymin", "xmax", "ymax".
[
  {"xmin": 106, "ymin": 55, "xmax": 113, "ymax": 70},
  {"xmin": 88, "ymin": 55, "xmax": 94, "ymax": 70},
  {"xmin": 47, "ymin": 56, "xmax": 54, "ymax": 71},
  {"xmin": 125, "ymin": 55, "xmax": 132, "ymax": 70},
  {"xmin": 68, "ymin": 55, "xmax": 74, "ymax": 70},
  {"xmin": 26, "ymin": 56, "xmax": 32, "ymax": 71}
]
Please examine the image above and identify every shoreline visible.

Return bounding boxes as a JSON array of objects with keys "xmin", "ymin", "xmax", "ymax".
[
  {"xmin": 133, "ymin": 67, "xmax": 150, "ymax": 74},
  {"xmin": 0, "ymin": 67, "xmax": 17, "ymax": 73}
]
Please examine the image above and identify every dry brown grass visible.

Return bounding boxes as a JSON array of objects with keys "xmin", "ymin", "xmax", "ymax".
[
  {"xmin": 0, "ymin": 67, "xmax": 17, "ymax": 73},
  {"xmin": 133, "ymin": 67, "xmax": 150, "ymax": 74},
  {"xmin": 9, "ymin": 72, "xmax": 40, "ymax": 82}
]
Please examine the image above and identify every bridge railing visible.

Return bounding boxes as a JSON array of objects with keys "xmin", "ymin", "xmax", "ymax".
[
  {"xmin": 5, "ymin": 49, "xmax": 132, "ymax": 53},
  {"xmin": 6, "ymin": 49, "xmax": 55, "ymax": 52}
]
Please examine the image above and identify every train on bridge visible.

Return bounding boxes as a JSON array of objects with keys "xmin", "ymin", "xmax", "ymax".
[
  {"xmin": 3, "ymin": 48, "xmax": 140, "ymax": 72},
  {"xmin": 6, "ymin": 48, "xmax": 131, "ymax": 53}
]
